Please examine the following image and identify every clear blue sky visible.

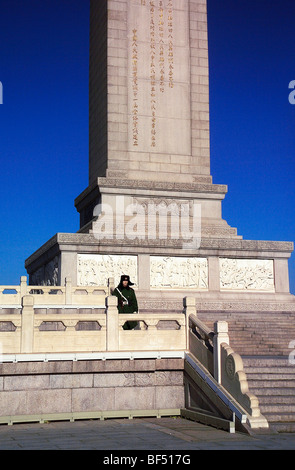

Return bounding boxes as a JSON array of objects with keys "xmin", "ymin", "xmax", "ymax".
[{"xmin": 0, "ymin": 0, "xmax": 294, "ymax": 294}]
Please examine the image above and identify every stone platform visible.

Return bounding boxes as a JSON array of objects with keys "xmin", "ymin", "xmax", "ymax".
[{"xmin": 0, "ymin": 357, "xmax": 184, "ymax": 422}]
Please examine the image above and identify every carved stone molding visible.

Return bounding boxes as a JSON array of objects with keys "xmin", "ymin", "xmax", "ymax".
[
  {"xmin": 139, "ymin": 299, "xmax": 295, "ymax": 313},
  {"xmin": 97, "ymin": 177, "xmax": 227, "ymax": 195},
  {"xmin": 53, "ymin": 232, "xmax": 293, "ymax": 253}
]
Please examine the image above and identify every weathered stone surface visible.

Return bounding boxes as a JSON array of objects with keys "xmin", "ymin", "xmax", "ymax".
[{"xmin": 0, "ymin": 358, "xmax": 185, "ymax": 418}]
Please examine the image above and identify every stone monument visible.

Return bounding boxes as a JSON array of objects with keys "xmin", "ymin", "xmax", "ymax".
[{"xmin": 25, "ymin": 0, "xmax": 294, "ymax": 315}]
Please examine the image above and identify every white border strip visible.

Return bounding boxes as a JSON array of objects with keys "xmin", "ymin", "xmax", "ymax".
[
  {"xmin": 0, "ymin": 350, "xmax": 185, "ymax": 363},
  {"xmin": 33, "ymin": 305, "xmax": 106, "ymax": 309},
  {"xmin": 0, "ymin": 305, "xmax": 105, "ymax": 310},
  {"xmin": 0, "ymin": 305, "xmax": 21, "ymax": 309}
]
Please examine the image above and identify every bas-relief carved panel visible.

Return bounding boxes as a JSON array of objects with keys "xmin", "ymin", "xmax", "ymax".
[
  {"xmin": 150, "ymin": 256, "xmax": 208, "ymax": 290},
  {"xmin": 76, "ymin": 254, "xmax": 275, "ymax": 292},
  {"xmin": 219, "ymin": 258, "xmax": 275, "ymax": 292},
  {"xmin": 77, "ymin": 254, "xmax": 138, "ymax": 287}
]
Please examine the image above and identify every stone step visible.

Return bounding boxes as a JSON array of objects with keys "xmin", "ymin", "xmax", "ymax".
[
  {"xmin": 245, "ymin": 367, "xmax": 294, "ymax": 374},
  {"xmin": 229, "ymin": 322, "xmax": 295, "ymax": 326},
  {"xmin": 229, "ymin": 330, "xmax": 290, "ymax": 336},
  {"xmin": 231, "ymin": 345, "xmax": 279, "ymax": 351},
  {"xmin": 236, "ymin": 330, "xmax": 293, "ymax": 334},
  {"xmin": 256, "ymin": 395, "xmax": 295, "ymax": 405},
  {"xmin": 242, "ymin": 357, "xmax": 290, "ymax": 366},
  {"xmin": 251, "ymin": 388, "xmax": 295, "ymax": 396},
  {"xmin": 247, "ymin": 379, "xmax": 295, "ymax": 388},
  {"xmin": 202, "ymin": 313, "xmax": 295, "ymax": 319},
  {"xmin": 230, "ymin": 340, "xmax": 280, "ymax": 346},
  {"xmin": 236, "ymin": 349, "xmax": 288, "ymax": 356},
  {"xmin": 260, "ymin": 404, "xmax": 295, "ymax": 413},
  {"xmin": 230, "ymin": 336, "xmax": 294, "ymax": 342},
  {"xmin": 230, "ymin": 322, "xmax": 295, "ymax": 326},
  {"xmin": 238, "ymin": 352, "xmax": 287, "ymax": 357},
  {"xmin": 231, "ymin": 341, "xmax": 293, "ymax": 347},
  {"xmin": 270, "ymin": 422, "xmax": 295, "ymax": 432},
  {"xmin": 230, "ymin": 344, "xmax": 290, "ymax": 348},
  {"xmin": 229, "ymin": 337, "xmax": 293, "ymax": 342},
  {"xmin": 263, "ymin": 412, "xmax": 295, "ymax": 423},
  {"xmin": 239, "ymin": 349, "xmax": 289, "ymax": 356},
  {"xmin": 246, "ymin": 373, "xmax": 295, "ymax": 380},
  {"xmin": 230, "ymin": 339, "xmax": 276, "ymax": 344},
  {"xmin": 229, "ymin": 329, "xmax": 293, "ymax": 334},
  {"xmin": 233, "ymin": 346, "xmax": 290, "ymax": 355},
  {"xmin": 221, "ymin": 323, "xmax": 295, "ymax": 329},
  {"xmin": 233, "ymin": 339, "xmax": 294, "ymax": 344},
  {"xmin": 241, "ymin": 343, "xmax": 287, "ymax": 346},
  {"xmin": 243, "ymin": 359, "xmax": 293, "ymax": 365}
]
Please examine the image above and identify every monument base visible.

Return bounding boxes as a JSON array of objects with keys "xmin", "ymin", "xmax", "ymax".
[
  {"xmin": 25, "ymin": 178, "xmax": 294, "ymax": 315},
  {"xmin": 74, "ymin": 177, "xmax": 241, "ymax": 240}
]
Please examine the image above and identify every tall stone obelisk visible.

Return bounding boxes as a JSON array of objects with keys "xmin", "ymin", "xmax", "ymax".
[
  {"xmin": 25, "ymin": 0, "xmax": 294, "ymax": 316},
  {"xmin": 75, "ymin": 0, "xmax": 237, "ymax": 238},
  {"xmin": 89, "ymin": 0, "xmax": 211, "ymax": 185}
]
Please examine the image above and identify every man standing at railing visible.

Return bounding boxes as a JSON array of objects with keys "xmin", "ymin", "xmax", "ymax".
[{"xmin": 112, "ymin": 275, "xmax": 138, "ymax": 330}]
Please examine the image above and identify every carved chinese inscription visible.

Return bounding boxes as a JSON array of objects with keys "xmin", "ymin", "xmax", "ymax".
[{"xmin": 128, "ymin": 0, "xmax": 190, "ymax": 154}]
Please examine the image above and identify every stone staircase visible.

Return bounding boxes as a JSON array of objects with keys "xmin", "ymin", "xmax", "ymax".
[
  {"xmin": 199, "ymin": 311, "xmax": 295, "ymax": 432},
  {"xmin": 243, "ymin": 357, "xmax": 295, "ymax": 432}
]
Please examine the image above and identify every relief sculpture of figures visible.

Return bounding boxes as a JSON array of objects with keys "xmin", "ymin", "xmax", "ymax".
[
  {"xmin": 219, "ymin": 259, "xmax": 274, "ymax": 291},
  {"xmin": 77, "ymin": 255, "xmax": 138, "ymax": 287},
  {"xmin": 150, "ymin": 256, "xmax": 208, "ymax": 290}
]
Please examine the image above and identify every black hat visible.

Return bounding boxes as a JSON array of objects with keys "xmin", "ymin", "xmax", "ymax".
[{"xmin": 120, "ymin": 275, "xmax": 134, "ymax": 286}]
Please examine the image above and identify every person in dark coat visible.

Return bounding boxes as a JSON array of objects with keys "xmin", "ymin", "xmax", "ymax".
[{"xmin": 112, "ymin": 275, "xmax": 138, "ymax": 330}]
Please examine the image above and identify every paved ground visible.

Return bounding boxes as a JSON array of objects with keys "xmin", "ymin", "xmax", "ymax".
[{"xmin": 0, "ymin": 417, "xmax": 294, "ymax": 451}]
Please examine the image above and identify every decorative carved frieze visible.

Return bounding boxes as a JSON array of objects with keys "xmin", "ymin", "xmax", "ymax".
[
  {"xmin": 77, "ymin": 254, "xmax": 138, "ymax": 287},
  {"xmin": 53, "ymin": 232, "xmax": 293, "ymax": 253},
  {"xmin": 97, "ymin": 177, "xmax": 227, "ymax": 195},
  {"xmin": 150, "ymin": 256, "xmax": 208, "ymax": 290},
  {"xmin": 219, "ymin": 259, "xmax": 274, "ymax": 292},
  {"xmin": 139, "ymin": 299, "xmax": 295, "ymax": 313}
]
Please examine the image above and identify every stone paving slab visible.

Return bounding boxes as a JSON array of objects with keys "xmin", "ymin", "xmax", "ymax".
[{"xmin": 0, "ymin": 417, "xmax": 294, "ymax": 451}]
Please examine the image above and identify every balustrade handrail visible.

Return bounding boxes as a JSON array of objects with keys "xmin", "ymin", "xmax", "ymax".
[
  {"xmin": 0, "ymin": 277, "xmax": 110, "ymax": 307},
  {"xmin": 0, "ymin": 290, "xmax": 188, "ymax": 355},
  {"xmin": 0, "ymin": 286, "xmax": 21, "ymax": 291},
  {"xmin": 189, "ymin": 313, "xmax": 214, "ymax": 343}
]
